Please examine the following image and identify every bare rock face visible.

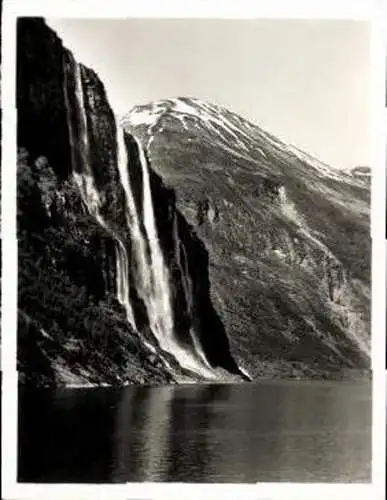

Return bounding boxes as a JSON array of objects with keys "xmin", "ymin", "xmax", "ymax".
[{"xmin": 17, "ymin": 19, "xmax": 173, "ymax": 387}]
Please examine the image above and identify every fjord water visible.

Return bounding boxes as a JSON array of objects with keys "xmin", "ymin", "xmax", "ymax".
[{"xmin": 18, "ymin": 380, "xmax": 371, "ymax": 483}]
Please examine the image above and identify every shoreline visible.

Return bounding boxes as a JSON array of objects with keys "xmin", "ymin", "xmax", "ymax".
[{"xmin": 18, "ymin": 369, "xmax": 373, "ymax": 391}]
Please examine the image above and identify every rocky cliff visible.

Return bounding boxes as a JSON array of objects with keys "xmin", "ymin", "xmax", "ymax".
[
  {"xmin": 17, "ymin": 18, "xmax": 371, "ymax": 387},
  {"xmin": 17, "ymin": 18, "xmax": 245, "ymax": 387},
  {"xmin": 17, "ymin": 18, "xmax": 171, "ymax": 386}
]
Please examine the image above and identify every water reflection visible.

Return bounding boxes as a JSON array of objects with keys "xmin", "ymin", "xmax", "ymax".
[
  {"xmin": 18, "ymin": 381, "xmax": 371, "ymax": 483},
  {"xmin": 111, "ymin": 386, "xmax": 174, "ymax": 482}
]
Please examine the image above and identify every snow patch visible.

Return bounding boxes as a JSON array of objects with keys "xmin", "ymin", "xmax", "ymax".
[
  {"xmin": 170, "ymin": 98, "xmax": 197, "ymax": 116},
  {"xmin": 126, "ymin": 109, "xmax": 160, "ymax": 126}
]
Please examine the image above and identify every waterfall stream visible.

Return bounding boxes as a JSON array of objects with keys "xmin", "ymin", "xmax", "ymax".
[
  {"xmin": 118, "ymin": 132, "xmax": 216, "ymax": 378},
  {"xmin": 63, "ymin": 55, "xmax": 136, "ymax": 329},
  {"xmin": 63, "ymin": 54, "xmax": 220, "ymax": 380}
]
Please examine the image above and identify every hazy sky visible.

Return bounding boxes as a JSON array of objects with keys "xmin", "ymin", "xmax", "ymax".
[{"xmin": 47, "ymin": 18, "xmax": 372, "ymax": 170}]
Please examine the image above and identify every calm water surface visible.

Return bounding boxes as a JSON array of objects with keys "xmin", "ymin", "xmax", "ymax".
[{"xmin": 18, "ymin": 380, "xmax": 371, "ymax": 483}]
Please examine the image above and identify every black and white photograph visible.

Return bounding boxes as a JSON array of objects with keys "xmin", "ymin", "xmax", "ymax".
[{"xmin": 1, "ymin": 1, "xmax": 386, "ymax": 498}]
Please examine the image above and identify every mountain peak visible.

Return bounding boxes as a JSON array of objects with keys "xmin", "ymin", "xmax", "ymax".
[{"xmin": 123, "ymin": 97, "xmax": 364, "ymax": 187}]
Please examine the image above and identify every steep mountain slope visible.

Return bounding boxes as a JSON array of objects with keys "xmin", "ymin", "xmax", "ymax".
[
  {"xmin": 123, "ymin": 97, "xmax": 371, "ymax": 379},
  {"xmin": 17, "ymin": 18, "xmax": 175, "ymax": 386},
  {"xmin": 17, "ymin": 19, "xmax": 248, "ymax": 387}
]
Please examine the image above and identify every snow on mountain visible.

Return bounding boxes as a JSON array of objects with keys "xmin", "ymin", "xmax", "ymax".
[{"xmin": 122, "ymin": 97, "xmax": 365, "ymax": 187}]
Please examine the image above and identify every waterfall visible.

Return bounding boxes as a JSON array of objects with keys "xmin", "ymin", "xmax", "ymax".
[
  {"xmin": 71, "ymin": 62, "xmax": 100, "ymax": 216},
  {"xmin": 172, "ymin": 214, "xmax": 192, "ymax": 313},
  {"xmin": 117, "ymin": 131, "xmax": 216, "ymax": 378},
  {"xmin": 172, "ymin": 213, "xmax": 211, "ymax": 367},
  {"xmin": 116, "ymin": 131, "xmax": 177, "ymax": 350},
  {"xmin": 115, "ymin": 239, "xmax": 135, "ymax": 325},
  {"xmin": 64, "ymin": 53, "xmax": 219, "ymax": 379},
  {"xmin": 134, "ymin": 136, "xmax": 175, "ymax": 345},
  {"xmin": 63, "ymin": 54, "xmax": 136, "ymax": 329}
]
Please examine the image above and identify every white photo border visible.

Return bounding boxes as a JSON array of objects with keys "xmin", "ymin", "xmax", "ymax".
[{"xmin": 2, "ymin": 1, "xmax": 386, "ymax": 499}]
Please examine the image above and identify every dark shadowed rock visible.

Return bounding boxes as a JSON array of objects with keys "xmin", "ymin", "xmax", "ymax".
[{"xmin": 17, "ymin": 18, "xmax": 174, "ymax": 386}]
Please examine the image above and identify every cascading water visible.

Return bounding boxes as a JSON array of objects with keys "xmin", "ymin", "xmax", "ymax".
[
  {"xmin": 63, "ymin": 54, "xmax": 136, "ymax": 329},
  {"xmin": 172, "ymin": 214, "xmax": 192, "ymax": 313},
  {"xmin": 115, "ymin": 239, "xmax": 133, "ymax": 323},
  {"xmin": 116, "ymin": 130, "xmax": 216, "ymax": 378},
  {"xmin": 63, "ymin": 53, "xmax": 228, "ymax": 380},
  {"xmin": 132, "ymin": 136, "xmax": 175, "ymax": 345},
  {"xmin": 171, "ymin": 212, "xmax": 210, "ymax": 367}
]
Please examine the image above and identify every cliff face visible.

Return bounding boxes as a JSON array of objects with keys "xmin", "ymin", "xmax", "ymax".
[
  {"xmin": 17, "ymin": 18, "xmax": 244, "ymax": 387},
  {"xmin": 17, "ymin": 18, "xmax": 169, "ymax": 386},
  {"xmin": 17, "ymin": 18, "xmax": 370, "ymax": 387}
]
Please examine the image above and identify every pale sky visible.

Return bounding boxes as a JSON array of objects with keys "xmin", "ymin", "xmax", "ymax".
[{"xmin": 47, "ymin": 18, "xmax": 372, "ymax": 170}]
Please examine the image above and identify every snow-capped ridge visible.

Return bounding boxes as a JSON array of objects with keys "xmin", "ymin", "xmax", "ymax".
[{"xmin": 123, "ymin": 97, "xmax": 366, "ymax": 187}]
